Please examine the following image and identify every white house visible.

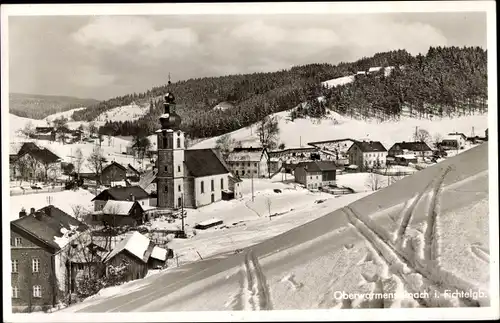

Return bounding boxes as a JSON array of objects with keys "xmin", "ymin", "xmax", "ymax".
[
  {"xmin": 347, "ymin": 141, "xmax": 388, "ymax": 170},
  {"xmin": 225, "ymin": 147, "xmax": 269, "ymax": 178}
]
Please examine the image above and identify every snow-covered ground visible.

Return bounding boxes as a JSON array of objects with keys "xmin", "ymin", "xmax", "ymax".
[
  {"xmin": 191, "ymin": 109, "xmax": 487, "ymax": 152},
  {"xmin": 321, "ymin": 75, "xmax": 355, "ymax": 88},
  {"xmin": 57, "ymin": 144, "xmax": 490, "ymax": 315},
  {"xmin": 10, "ymin": 188, "xmax": 95, "ymax": 221},
  {"xmin": 94, "ymin": 103, "xmax": 149, "ymax": 122},
  {"xmin": 44, "ymin": 107, "xmax": 86, "ymax": 123}
]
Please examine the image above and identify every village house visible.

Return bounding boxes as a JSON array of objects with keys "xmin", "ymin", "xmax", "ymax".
[
  {"xmin": 293, "ymin": 161, "xmax": 337, "ymax": 190},
  {"xmin": 307, "ymin": 138, "xmax": 358, "ymax": 166},
  {"xmin": 10, "ymin": 205, "xmax": 88, "ymax": 313},
  {"xmin": 154, "ymin": 92, "xmax": 232, "ymax": 210},
  {"xmin": 103, "ymin": 231, "xmax": 169, "ymax": 284},
  {"xmin": 31, "ymin": 127, "xmax": 56, "ymax": 141},
  {"xmin": 138, "ymin": 169, "xmax": 158, "ymax": 206},
  {"xmin": 228, "ymin": 173, "xmax": 243, "ymax": 199},
  {"xmin": 91, "ymin": 186, "xmax": 151, "ymax": 212},
  {"xmin": 100, "ymin": 161, "xmax": 128, "ymax": 187},
  {"xmin": 226, "ymin": 147, "xmax": 269, "ymax": 178},
  {"xmin": 99, "ymin": 200, "xmax": 146, "ymax": 227},
  {"xmin": 347, "ymin": 141, "xmax": 388, "ymax": 170},
  {"xmin": 12, "ymin": 142, "xmax": 62, "ymax": 182},
  {"xmin": 387, "ymin": 141, "xmax": 433, "ymax": 162},
  {"xmin": 126, "ymin": 164, "xmax": 141, "ymax": 182},
  {"xmin": 445, "ymin": 132, "xmax": 467, "ymax": 149}
]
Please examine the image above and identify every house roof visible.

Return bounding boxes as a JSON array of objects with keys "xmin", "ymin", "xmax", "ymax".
[
  {"xmin": 349, "ymin": 141, "xmax": 387, "ymax": 153},
  {"xmin": 92, "ymin": 185, "xmax": 150, "ymax": 202},
  {"xmin": 150, "ymin": 246, "xmax": 168, "ymax": 261},
  {"xmin": 102, "ymin": 161, "xmax": 127, "ymax": 173},
  {"xmin": 17, "ymin": 142, "xmax": 40, "ymax": 156},
  {"xmin": 10, "ymin": 205, "xmax": 88, "ymax": 251},
  {"xmin": 138, "ymin": 169, "xmax": 157, "ymax": 190},
  {"xmin": 19, "ymin": 147, "xmax": 61, "ymax": 164},
  {"xmin": 226, "ymin": 147, "xmax": 266, "ymax": 162},
  {"xmin": 307, "ymin": 138, "xmax": 358, "ymax": 146},
  {"xmin": 389, "ymin": 141, "xmax": 432, "ymax": 152},
  {"xmin": 102, "ymin": 200, "xmax": 142, "ymax": 216},
  {"xmin": 185, "ymin": 149, "xmax": 230, "ymax": 177},
  {"xmin": 447, "ymin": 132, "xmax": 467, "ymax": 139},
  {"xmin": 104, "ymin": 231, "xmax": 152, "ymax": 263},
  {"xmin": 296, "ymin": 161, "xmax": 337, "ymax": 172},
  {"xmin": 127, "ymin": 164, "xmax": 140, "ymax": 175}
]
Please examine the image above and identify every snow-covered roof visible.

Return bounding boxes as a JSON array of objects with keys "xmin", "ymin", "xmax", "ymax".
[
  {"xmin": 102, "ymin": 200, "xmax": 137, "ymax": 216},
  {"xmin": 395, "ymin": 154, "xmax": 417, "ymax": 160},
  {"xmin": 368, "ymin": 66, "xmax": 382, "ymax": 72},
  {"xmin": 104, "ymin": 231, "xmax": 151, "ymax": 263},
  {"xmin": 150, "ymin": 246, "xmax": 167, "ymax": 261},
  {"xmin": 197, "ymin": 218, "xmax": 223, "ymax": 227}
]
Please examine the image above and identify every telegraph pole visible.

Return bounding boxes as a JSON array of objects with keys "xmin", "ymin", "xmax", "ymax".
[
  {"xmin": 181, "ymin": 193, "xmax": 185, "ymax": 237},
  {"xmin": 251, "ymin": 172, "xmax": 255, "ymax": 202}
]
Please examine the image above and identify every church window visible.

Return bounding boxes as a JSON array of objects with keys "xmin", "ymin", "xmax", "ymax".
[
  {"xmin": 165, "ymin": 166, "xmax": 168, "ymax": 172},
  {"xmin": 164, "ymin": 186, "xmax": 168, "ymax": 192},
  {"xmin": 220, "ymin": 178, "xmax": 224, "ymax": 190},
  {"xmin": 177, "ymin": 138, "xmax": 181, "ymax": 148},
  {"xmin": 211, "ymin": 179, "xmax": 214, "ymax": 191},
  {"xmin": 178, "ymin": 185, "xmax": 181, "ymax": 192},
  {"xmin": 201, "ymin": 181, "xmax": 205, "ymax": 194},
  {"xmin": 178, "ymin": 165, "xmax": 181, "ymax": 172}
]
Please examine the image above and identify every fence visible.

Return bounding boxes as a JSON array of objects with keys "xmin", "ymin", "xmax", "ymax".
[{"xmin": 10, "ymin": 186, "xmax": 65, "ymax": 196}]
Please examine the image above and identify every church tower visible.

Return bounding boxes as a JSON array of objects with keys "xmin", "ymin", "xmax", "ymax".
[{"xmin": 156, "ymin": 89, "xmax": 185, "ymax": 209}]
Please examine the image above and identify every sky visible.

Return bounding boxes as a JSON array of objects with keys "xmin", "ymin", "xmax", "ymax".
[{"xmin": 8, "ymin": 11, "xmax": 487, "ymax": 101}]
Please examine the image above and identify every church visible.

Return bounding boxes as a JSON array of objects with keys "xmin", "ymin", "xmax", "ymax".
[{"xmin": 155, "ymin": 90, "xmax": 231, "ymax": 209}]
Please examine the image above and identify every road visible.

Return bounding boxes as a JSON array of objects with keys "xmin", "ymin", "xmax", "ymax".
[{"xmin": 70, "ymin": 143, "xmax": 489, "ymax": 312}]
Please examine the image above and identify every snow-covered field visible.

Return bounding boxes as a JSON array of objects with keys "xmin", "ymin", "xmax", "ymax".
[
  {"xmin": 10, "ymin": 188, "xmax": 95, "ymax": 221},
  {"xmin": 147, "ymin": 173, "xmax": 372, "ymax": 266},
  {"xmin": 191, "ymin": 109, "xmax": 487, "ymax": 151},
  {"xmin": 44, "ymin": 107, "xmax": 86, "ymax": 123},
  {"xmin": 94, "ymin": 103, "xmax": 148, "ymax": 122}
]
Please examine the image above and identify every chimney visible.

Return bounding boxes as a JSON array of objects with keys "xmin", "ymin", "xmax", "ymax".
[
  {"xmin": 130, "ymin": 193, "xmax": 135, "ymax": 202},
  {"xmin": 34, "ymin": 211, "xmax": 43, "ymax": 221},
  {"xmin": 30, "ymin": 207, "xmax": 36, "ymax": 215},
  {"xmin": 19, "ymin": 208, "xmax": 27, "ymax": 218}
]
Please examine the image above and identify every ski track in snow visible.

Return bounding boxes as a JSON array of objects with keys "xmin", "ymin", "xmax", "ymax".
[
  {"xmin": 470, "ymin": 244, "xmax": 490, "ymax": 264},
  {"xmin": 424, "ymin": 166, "xmax": 453, "ymax": 263},
  {"xmin": 343, "ymin": 201, "xmax": 481, "ymax": 308},
  {"xmin": 234, "ymin": 250, "xmax": 273, "ymax": 311},
  {"xmin": 395, "ymin": 180, "xmax": 435, "ymax": 247}
]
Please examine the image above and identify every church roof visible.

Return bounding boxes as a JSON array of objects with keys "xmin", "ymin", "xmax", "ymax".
[{"xmin": 185, "ymin": 149, "xmax": 230, "ymax": 177}]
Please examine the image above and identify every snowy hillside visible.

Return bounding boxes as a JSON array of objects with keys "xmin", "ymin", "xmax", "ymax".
[
  {"xmin": 44, "ymin": 107, "xmax": 86, "ymax": 123},
  {"xmin": 192, "ymin": 109, "xmax": 488, "ymax": 151},
  {"xmin": 9, "ymin": 114, "xmax": 45, "ymax": 138},
  {"xmin": 59, "ymin": 144, "xmax": 491, "ymax": 313},
  {"xmin": 94, "ymin": 103, "xmax": 149, "ymax": 122},
  {"xmin": 321, "ymin": 75, "xmax": 355, "ymax": 88}
]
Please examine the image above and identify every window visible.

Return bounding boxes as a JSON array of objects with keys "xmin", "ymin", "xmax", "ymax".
[
  {"xmin": 12, "ymin": 260, "xmax": 18, "ymax": 273},
  {"xmin": 242, "ymin": 170, "xmax": 246, "ymax": 176},
  {"xmin": 247, "ymin": 163, "xmax": 250, "ymax": 167},
  {"xmin": 13, "ymin": 237, "xmax": 22, "ymax": 246},
  {"xmin": 178, "ymin": 185, "xmax": 181, "ymax": 192},
  {"xmin": 220, "ymin": 178, "xmax": 224, "ymax": 190},
  {"xmin": 141, "ymin": 201, "xmax": 144, "ymax": 205},
  {"xmin": 77, "ymin": 263, "xmax": 84, "ymax": 271},
  {"xmin": 211, "ymin": 179, "xmax": 214, "ymax": 191},
  {"xmin": 316, "ymin": 176, "xmax": 318, "ymax": 179},
  {"xmin": 33, "ymin": 285, "xmax": 42, "ymax": 298},
  {"xmin": 254, "ymin": 163, "xmax": 257, "ymax": 167},
  {"xmin": 12, "ymin": 286, "xmax": 19, "ymax": 299},
  {"xmin": 32, "ymin": 258, "xmax": 40, "ymax": 273},
  {"xmin": 164, "ymin": 186, "xmax": 168, "ymax": 192},
  {"xmin": 201, "ymin": 181, "xmax": 205, "ymax": 194},
  {"xmin": 164, "ymin": 166, "xmax": 168, "ymax": 172},
  {"xmin": 177, "ymin": 137, "xmax": 181, "ymax": 148},
  {"xmin": 178, "ymin": 165, "xmax": 181, "ymax": 173}
]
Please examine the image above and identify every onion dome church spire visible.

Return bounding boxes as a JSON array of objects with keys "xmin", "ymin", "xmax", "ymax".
[{"xmin": 159, "ymin": 76, "xmax": 182, "ymax": 130}]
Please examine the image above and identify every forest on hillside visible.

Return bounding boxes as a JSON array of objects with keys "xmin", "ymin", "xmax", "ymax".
[
  {"xmin": 78, "ymin": 46, "xmax": 487, "ymax": 140},
  {"xmin": 9, "ymin": 93, "xmax": 99, "ymax": 119}
]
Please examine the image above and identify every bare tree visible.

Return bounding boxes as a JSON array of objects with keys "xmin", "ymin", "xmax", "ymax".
[
  {"xmin": 20, "ymin": 121, "xmax": 36, "ymax": 139},
  {"xmin": 87, "ymin": 147, "xmax": 107, "ymax": 185},
  {"xmin": 74, "ymin": 148, "xmax": 84, "ymax": 179},
  {"xmin": 88, "ymin": 122, "xmax": 98, "ymax": 138},
  {"xmin": 215, "ymin": 134, "xmax": 236, "ymax": 159},
  {"xmin": 257, "ymin": 115, "xmax": 280, "ymax": 150},
  {"xmin": 365, "ymin": 173, "xmax": 382, "ymax": 191},
  {"xmin": 413, "ymin": 128, "xmax": 431, "ymax": 145},
  {"xmin": 432, "ymin": 133, "xmax": 443, "ymax": 150}
]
